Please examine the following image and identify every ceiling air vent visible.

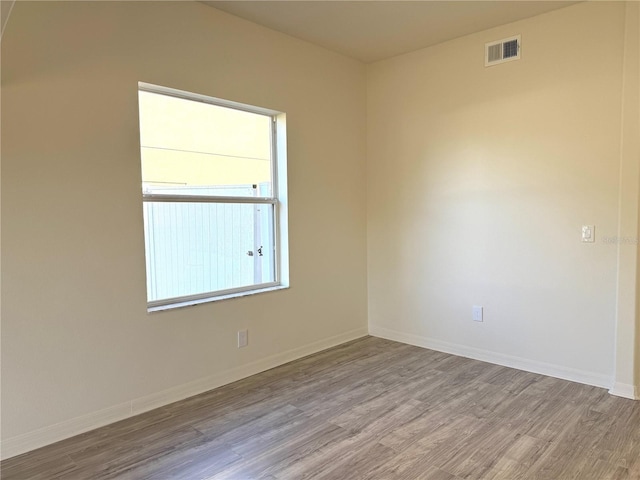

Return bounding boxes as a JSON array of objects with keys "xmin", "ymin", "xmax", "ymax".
[{"xmin": 485, "ymin": 35, "xmax": 521, "ymax": 67}]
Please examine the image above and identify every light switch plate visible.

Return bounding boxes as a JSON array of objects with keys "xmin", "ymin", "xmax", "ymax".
[
  {"xmin": 582, "ymin": 225, "xmax": 595, "ymax": 243},
  {"xmin": 472, "ymin": 306, "xmax": 483, "ymax": 322}
]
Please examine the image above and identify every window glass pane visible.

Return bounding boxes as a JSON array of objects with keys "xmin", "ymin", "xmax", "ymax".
[
  {"xmin": 139, "ymin": 91, "xmax": 272, "ymax": 197},
  {"xmin": 143, "ymin": 202, "xmax": 275, "ymax": 302}
]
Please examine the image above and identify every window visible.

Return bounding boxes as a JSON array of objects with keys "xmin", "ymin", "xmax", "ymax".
[{"xmin": 138, "ymin": 83, "xmax": 288, "ymax": 310}]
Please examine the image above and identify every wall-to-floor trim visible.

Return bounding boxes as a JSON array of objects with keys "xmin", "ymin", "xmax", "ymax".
[
  {"xmin": 0, "ymin": 327, "xmax": 369, "ymax": 461},
  {"xmin": 609, "ymin": 382, "xmax": 639, "ymax": 400},
  {"xmin": 369, "ymin": 325, "xmax": 615, "ymax": 391}
]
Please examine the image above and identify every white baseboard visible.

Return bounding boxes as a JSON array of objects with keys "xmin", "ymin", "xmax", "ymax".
[
  {"xmin": 609, "ymin": 382, "xmax": 639, "ymax": 400},
  {"xmin": 0, "ymin": 402, "xmax": 134, "ymax": 463},
  {"xmin": 0, "ymin": 327, "xmax": 368, "ymax": 461},
  {"xmin": 130, "ymin": 326, "xmax": 368, "ymax": 414},
  {"xmin": 369, "ymin": 325, "xmax": 613, "ymax": 390}
]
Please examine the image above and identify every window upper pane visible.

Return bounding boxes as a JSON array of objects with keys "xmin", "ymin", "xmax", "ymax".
[{"xmin": 139, "ymin": 90, "xmax": 272, "ymax": 197}]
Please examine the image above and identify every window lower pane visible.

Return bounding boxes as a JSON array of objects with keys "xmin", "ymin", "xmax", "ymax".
[{"xmin": 143, "ymin": 202, "xmax": 275, "ymax": 303}]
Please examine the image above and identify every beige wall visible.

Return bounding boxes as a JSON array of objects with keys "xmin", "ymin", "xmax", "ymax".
[
  {"xmin": 1, "ymin": 1, "xmax": 367, "ymax": 454},
  {"xmin": 613, "ymin": 1, "xmax": 639, "ymax": 397},
  {"xmin": 620, "ymin": 2, "xmax": 640, "ymax": 390},
  {"xmin": 367, "ymin": 2, "xmax": 630, "ymax": 385},
  {"xmin": 2, "ymin": 0, "xmax": 639, "ymax": 460}
]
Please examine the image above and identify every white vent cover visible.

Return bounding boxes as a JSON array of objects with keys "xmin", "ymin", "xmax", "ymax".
[{"xmin": 485, "ymin": 35, "xmax": 521, "ymax": 67}]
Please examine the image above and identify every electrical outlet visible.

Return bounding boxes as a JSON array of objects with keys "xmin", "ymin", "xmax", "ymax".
[
  {"xmin": 472, "ymin": 306, "xmax": 483, "ymax": 322},
  {"xmin": 237, "ymin": 329, "xmax": 248, "ymax": 348}
]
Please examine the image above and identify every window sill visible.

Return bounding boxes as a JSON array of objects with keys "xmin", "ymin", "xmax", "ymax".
[{"xmin": 147, "ymin": 285, "xmax": 289, "ymax": 313}]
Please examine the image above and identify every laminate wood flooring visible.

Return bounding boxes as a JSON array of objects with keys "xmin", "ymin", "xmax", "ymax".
[{"xmin": 2, "ymin": 336, "xmax": 639, "ymax": 479}]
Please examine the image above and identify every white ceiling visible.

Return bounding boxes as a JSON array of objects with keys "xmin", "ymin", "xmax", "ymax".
[{"xmin": 205, "ymin": 1, "xmax": 579, "ymax": 63}]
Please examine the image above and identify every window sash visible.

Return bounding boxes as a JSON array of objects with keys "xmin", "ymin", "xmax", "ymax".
[
  {"xmin": 139, "ymin": 82, "xmax": 279, "ymax": 117},
  {"xmin": 143, "ymin": 200, "xmax": 279, "ymax": 307},
  {"xmin": 147, "ymin": 282, "xmax": 281, "ymax": 310},
  {"xmin": 139, "ymin": 82, "xmax": 284, "ymax": 310},
  {"xmin": 143, "ymin": 194, "xmax": 277, "ymax": 205}
]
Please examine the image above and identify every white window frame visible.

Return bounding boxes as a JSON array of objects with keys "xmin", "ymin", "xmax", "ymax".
[{"xmin": 139, "ymin": 82, "xmax": 289, "ymax": 312}]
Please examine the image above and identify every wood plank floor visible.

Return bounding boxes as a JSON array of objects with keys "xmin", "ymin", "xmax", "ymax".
[{"xmin": 2, "ymin": 336, "xmax": 639, "ymax": 479}]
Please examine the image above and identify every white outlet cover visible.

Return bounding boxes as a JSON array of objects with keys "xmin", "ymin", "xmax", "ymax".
[
  {"xmin": 238, "ymin": 329, "xmax": 248, "ymax": 348},
  {"xmin": 472, "ymin": 306, "xmax": 483, "ymax": 322}
]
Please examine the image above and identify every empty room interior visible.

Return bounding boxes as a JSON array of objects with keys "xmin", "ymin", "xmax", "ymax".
[{"xmin": 1, "ymin": 0, "xmax": 639, "ymax": 478}]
